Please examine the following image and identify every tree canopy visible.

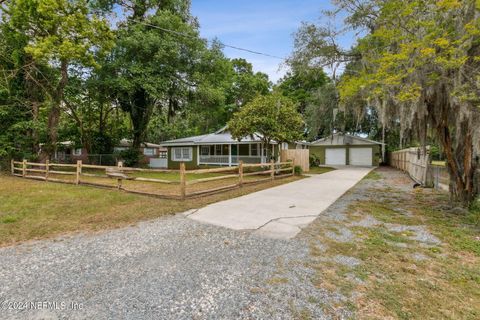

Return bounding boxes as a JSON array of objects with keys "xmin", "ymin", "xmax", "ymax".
[
  {"xmin": 2, "ymin": 0, "xmax": 114, "ymax": 155},
  {"xmin": 228, "ymin": 93, "xmax": 304, "ymax": 146},
  {"xmin": 0, "ymin": 0, "xmax": 275, "ymax": 166}
]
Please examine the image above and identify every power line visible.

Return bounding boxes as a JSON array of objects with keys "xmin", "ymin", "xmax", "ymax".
[{"xmin": 132, "ymin": 20, "xmax": 286, "ymax": 61}]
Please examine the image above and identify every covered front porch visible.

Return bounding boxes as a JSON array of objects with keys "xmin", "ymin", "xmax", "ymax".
[{"xmin": 198, "ymin": 143, "xmax": 272, "ymax": 166}]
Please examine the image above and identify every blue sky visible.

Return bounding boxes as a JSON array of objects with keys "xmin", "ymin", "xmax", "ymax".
[{"xmin": 191, "ymin": 0, "xmax": 355, "ymax": 83}]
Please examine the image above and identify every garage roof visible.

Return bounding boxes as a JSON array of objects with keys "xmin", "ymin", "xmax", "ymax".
[{"xmin": 310, "ymin": 133, "xmax": 384, "ymax": 146}]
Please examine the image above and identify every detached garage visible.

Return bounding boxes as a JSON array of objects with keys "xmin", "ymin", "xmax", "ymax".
[{"xmin": 309, "ymin": 133, "xmax": 383, "ymax": 167}]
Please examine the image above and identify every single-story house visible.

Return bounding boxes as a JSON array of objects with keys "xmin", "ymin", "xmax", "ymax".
[
  {"xmin": 307, "ymin": 133, "xmax": 383, "ymax": 166},
  {"xmin": 39, "ymin": 141, "xmax": 89, "ymax": 163},
  {"xmin": 160, "ymin": 126, "xmax": 278, "ymax": 169}
]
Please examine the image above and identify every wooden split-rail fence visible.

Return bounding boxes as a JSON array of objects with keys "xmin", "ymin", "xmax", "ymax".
[{"xmin": 10, "ymin": 159, "xmax": 295, "ymax": 200}]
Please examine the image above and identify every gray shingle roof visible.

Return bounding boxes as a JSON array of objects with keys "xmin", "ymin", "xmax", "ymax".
[{"xmin": 160, "ymin": 129, "xmax": 274, "ymax": 146}]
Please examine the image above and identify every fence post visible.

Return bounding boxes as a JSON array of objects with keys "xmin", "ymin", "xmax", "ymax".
[
  {"xmin": 10, "ymin": 159, "xmax": 14, "ymax": 175},
  {"xmin": 75, "ymin": 160, "xmax": 82, "ymax": 185},
  {"xmin": 180, "ymin": 162, "xmax": 186, "ymax": 199},
  {"xmin": 270, "ymin": 160, "xmax": 275, "ymax": 180},
  {"xmin": 238, "ymin": 161, "xmax": 244, "ymax": 187},
  {"xmin": 22, "ymin": 159, "xmax": 26, "ymax": 177},
  {"xmin": 45, "ymin": 160, "xmax": 49, "ymax": 181},
  {"xmin": 291, "ymin": 160, "xmax": 295, "ymax": 175},
  {"xmin": 118, "ymin": 161, "xmax": 124, "ymax": 169}
]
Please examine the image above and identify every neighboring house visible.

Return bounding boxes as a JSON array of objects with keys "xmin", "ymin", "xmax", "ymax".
[
  {"xmin": 113, "ymin": 139, "xmax": 167, "ymax": 166},
  {"xmin": 38, "ymin": 141, "xmax": 88, "ymax": 163},
  {"xmin": 41, "ymin": 139, "xmax": 167, "ymax": 166},
  {"xmin": 160, "ymin": 126, "xmax": 278, "ymax": 169},
  {"xmin": 308, "ymin": 133, "xmax": 383, "ymax": 166}
]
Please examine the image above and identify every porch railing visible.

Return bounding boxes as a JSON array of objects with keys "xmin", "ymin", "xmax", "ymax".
[
  {"xmin": 233, "ymin": 155, "xmax": 266, "ymax": 164},
  {"xmin": 199, "ymin": 155, "xmax": 265, "ymax": 165}
]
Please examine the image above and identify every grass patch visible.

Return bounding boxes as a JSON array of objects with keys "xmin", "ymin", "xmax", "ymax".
[
  {"xmin": 0, "ymin": 174, "xmax": 301, "ymax": 246},
  {"xmin": 467, "ymin": 198, "xmax": 480, "ymax": 226},
  {"xmin": 303, "ymin": 169, "xmax": 480, "ymax": 319},
  {"xmin": 307, "ymin": 166, "xmax": 336, "ymax": 175},
  {"xmin": 130, "ymin": 170, "xmax": 235, "ymax": 181},
  {"xmin": 363, "ymin": 171, "xmax": 382, "ymax": 180},
  {"xmin": 1, "ymin": 215, "xmax": 19, "ymax": 224}
]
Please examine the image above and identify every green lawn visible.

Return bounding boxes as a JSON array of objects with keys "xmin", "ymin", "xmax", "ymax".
[
  {"xmin": 23, "ymin": 165, "xmax": 279, "ymax": 197},
  {"xmin": 130, "ymin": 169, "xmax": 235, "ymax": 181},
  {"xmin": 0, "ymin": 174, "xmax": 301, "ymax": 247},
  {"xmin": 308, "ymin": 166, "xmax": 336, "ymax": 174}
]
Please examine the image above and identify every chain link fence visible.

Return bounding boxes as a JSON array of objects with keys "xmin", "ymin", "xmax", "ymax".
[{"xmin": 52, "ymin": 154, "xmax": 120, "ymax": 166}]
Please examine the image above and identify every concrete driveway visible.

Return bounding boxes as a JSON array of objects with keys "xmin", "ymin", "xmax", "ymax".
[{"xmin": 188, "ymin": 166, "xmax": 373, "ymax": 239}]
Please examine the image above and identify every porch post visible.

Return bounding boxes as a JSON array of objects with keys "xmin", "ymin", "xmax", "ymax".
[
  {"xmin": 228, "ymin": 144, "xmax": 232, "ymax": 166},
  {"xmin": 197, "ymin": 145, "xmax": 200, "ymax": 166},
  {"xmin": 261, "ymin": 143, "xmax": 264, "ymax": 163}
]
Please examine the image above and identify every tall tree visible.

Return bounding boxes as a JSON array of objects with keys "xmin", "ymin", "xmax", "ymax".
[
  {"xmin": 3, "ymin": 0, "xmax": 114, "ymax": 155},
  {"xmin": 339, "ymin": 0, "xmax": 480, "ymax": 204},
  {"xmin": 277, "ymin": 67, "xmax": 329, "ymax": 113},
  {"xmin": 109, "ymin": 0, "xmax": 205, "ymax": 148},
  {"xmin": 226, "ymin": 58, "xmax": 271, "ymax": 112},
  {"xmin": 291, "ymin": 0, "xmax": 480, "ymax": 205}
]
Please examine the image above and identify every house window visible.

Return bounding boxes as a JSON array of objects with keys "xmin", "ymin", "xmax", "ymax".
[
  {"xmin": 222, "ymin": 144, "xmax": 229, "ymax": 155},
  {"xmin": 172, "ymin": 147, "xmax": 192, "ymax": 161},
  {"xmin": 200, "ymin": 146, "xmax": 210, "ymax": 156},
  {"xmin": 143, "ymin": 148, "xmax": 155, "ymax": 156},
  {"xmin": 159, "ymin": 151, "xmax": 167, "ymax": 159},
  {"xmin": 239, "ymin": 144, "xmax": 249, "ymax": 156},
  {"xmin": 250, "ymin": 144, "xmax": 258, "ymax": 156},
  {"xmin": 215, "ymin": 144, "xmax": 222, "ymax": 155},
  {"xmin": 73, "ymin": 148, "xmax": 82, "ymax": 156}
]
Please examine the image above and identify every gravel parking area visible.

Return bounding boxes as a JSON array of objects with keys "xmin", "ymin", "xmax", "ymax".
[{"xmin": 0, "ymin": 167, "xmax": 458, "ymax": 319}]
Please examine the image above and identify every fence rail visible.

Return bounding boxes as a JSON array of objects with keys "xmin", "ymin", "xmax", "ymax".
[{"xmin": 11, "ymin": 159, "xmax": 294, "ymax": 200}]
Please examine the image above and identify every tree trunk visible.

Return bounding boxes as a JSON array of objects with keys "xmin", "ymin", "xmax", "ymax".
[
  {"xmin": 381, "ymin": 125, "xmax": 385, "ymax": 163},
  {"xmin": 434, "ymin": 114, "xmax": 476, "ymax": 206},
  {"xmin": 31, "ymin": 101, "xmax": 40, "ymax": 154},
  {"xmin": 47, "ymin": 59, "xmax": 69, "ymax": 156}
]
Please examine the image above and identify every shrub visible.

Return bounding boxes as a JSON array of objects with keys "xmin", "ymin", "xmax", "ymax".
[
  {"xmin": 118, "ymin": 148, "xmax": 142, "ymax": 167},
  {"xmin": 309, "ymin": 154, "xmax": 320, "ymax": 167},
  {"xmin": 429, "ymin": 145, "xmax": 443, "ymax": 161},
  {"xmin": 294, "ymin": 165, "xmax": 303, "ymax": 175}
]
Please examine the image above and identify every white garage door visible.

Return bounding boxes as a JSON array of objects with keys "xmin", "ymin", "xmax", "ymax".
[
  {"xmin": 325, "ymin": 148, "xmax": 346, "ymax": 165},
  {"xmin": 349, "ymin": 148, "xmax": 373, "ymax": 166}
]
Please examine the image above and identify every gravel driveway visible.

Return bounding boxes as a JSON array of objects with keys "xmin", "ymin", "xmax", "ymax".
[
  {"xmin": 0, "ymin": 214, "xmax": 337, "ymax": 319},
  {"xmin": 0, "ymin": 167, "xmax": 438, "ymax": 319}
]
